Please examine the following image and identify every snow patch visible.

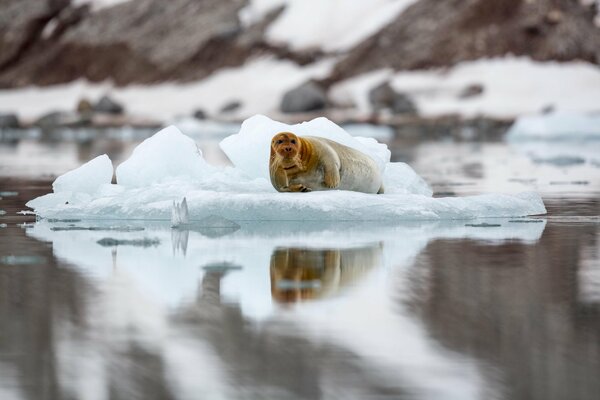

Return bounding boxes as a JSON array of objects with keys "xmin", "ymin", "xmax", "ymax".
[
  {"xmin": 333, "ymin": 57, "xmax": 600, "ymax": 118},
  {"xmin": 0, "ymin": 57, "xmax": 334, "ymax": 121},
  {"xmin": 265, "ymin": 0, "xmax": 418, "ymax": 52}
]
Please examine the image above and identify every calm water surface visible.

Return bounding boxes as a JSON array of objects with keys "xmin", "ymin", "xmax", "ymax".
[{"xmin": 0, "ymin": 127, "xmax": 599, "ymax": 400}]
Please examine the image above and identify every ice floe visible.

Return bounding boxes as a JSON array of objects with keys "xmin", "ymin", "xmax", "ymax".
[
  {"xmin": 27, "ymin": 115, "xmax": 546, "ymax": 220},
  {"xmin": 506, "ymin": 113, "xmax": 600, "ymax": 141}
]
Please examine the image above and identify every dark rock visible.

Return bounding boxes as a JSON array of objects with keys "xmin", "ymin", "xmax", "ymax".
[
  {"xmin": 0, "ymin": 113, "xmax": 19, "ymax": 128},
  {"xmin": 0, "ymin": 0, "xmax": 70, "ymax": 70},
  {"xmin": 0, "ymin": 0, "xmax": 250, "ymax": 87},
  {"xmin": 76, "ymin": 98, "xmax": 93, "ymax": 113},
  {"xmin": 193, "ymin": 109, "xmax": 207, "ymax": 120},
  {"xmin": 280, "ymin": 81, "xmax": 327, "ymax": 113},
  {"xmin": 541, "ymin": 104, "xmax": 555, "ymax": 114},
  {"xmin": 458, "ymin": 84, "xmax": 484, "ymax": 99},
  {"xmin": 220, "ymin": 101, "xmax": 242, "ymax": 114},
  {"xmin": 93, "ymin": 95, "xmax": 124, "ymax": 114},
  {"xmin": 34, "ymin": 111, "xmax": 90, "ymax": 128},
  {"xmin": 368, "ymin": 81, "xmax": 417, "ymax": 115}
]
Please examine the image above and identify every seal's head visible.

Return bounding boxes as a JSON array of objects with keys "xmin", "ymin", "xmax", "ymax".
[{"xmin": 271, "ymin": 132, "xmax": 301, "ymax": 160}]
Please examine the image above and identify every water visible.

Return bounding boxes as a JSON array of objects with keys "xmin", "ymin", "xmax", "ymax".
[{"xmin": 1, "ymin": 127, "xmax": 599, "ymax": 400}]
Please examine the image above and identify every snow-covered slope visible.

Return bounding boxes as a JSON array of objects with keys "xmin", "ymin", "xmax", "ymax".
[{"xmin": 331, "ymin": 57, "xmax": 600, "ymax": 118}]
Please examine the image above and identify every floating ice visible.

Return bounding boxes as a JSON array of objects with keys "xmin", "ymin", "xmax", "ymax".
[
  {"xmin": 507, "ymin": 113, "xmax": 600, "ymax": 141},
  {"xmin": 52, "ymin": 154, "xmax": 113, "ymax": 194},
  {"xmin": 116, "ymin": 125, "xmax": 211, "ymax": 187},
  {"xmin": 27, "ymin": 116, "xmax": 546, "ymax": 221}
]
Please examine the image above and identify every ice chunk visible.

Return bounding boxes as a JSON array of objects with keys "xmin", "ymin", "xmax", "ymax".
[
  {"xmin": 52, "ymin": 154, "xmax": 113, "ymax": 194},
  {"xmin": 171, "ymin": 198, "xmax": 189, "ymax": 227},
  {"xmin": 384, "ymin": 163, "xmax": 433, "ymax": 196},
  {"xmin": 219, "ymin": 115, "xmax": 389, "ymax": 180},
  {"xmin": 116, "ymin": 125, "xmax": 211, "ymax": 187},
  {"xmin": 507, "ymin": 113, "xmax": 600, "ymax": 141}
]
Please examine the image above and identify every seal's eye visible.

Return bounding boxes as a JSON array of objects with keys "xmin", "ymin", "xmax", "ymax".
[
  {"xmin": 291, "ymin": 140, "xmax": 296, "ymax": 144},
  {"xmin": 277, "ymin": 140, "xmax": 283, "ymax": 144}
]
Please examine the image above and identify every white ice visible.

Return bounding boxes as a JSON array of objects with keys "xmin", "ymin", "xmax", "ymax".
[
  {"xmin": 52, "ymin": 154, "xmax": 113, "ymax": 194},
  {"xmin": 27, "ymin": 115, "xmax": 546, "ymax": 220},
  {"xmin": 506, "ymin": 112, "xmax": 600, "ymax": 141}
]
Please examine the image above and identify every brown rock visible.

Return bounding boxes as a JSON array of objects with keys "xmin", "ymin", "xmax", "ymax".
[{"xmin": 331, "ymin": 0, "xmax": 600, "ymax": 81}]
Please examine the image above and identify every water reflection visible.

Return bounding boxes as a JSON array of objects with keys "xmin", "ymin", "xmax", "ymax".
[
  {"xmin": 4, "ymin": 174, "xmax": 600, "ymax": 400},
  {"xmin": 0, "ymin": 217, "xmax": 558, "ymax": 399},
  {"xmin": 270, "ymin": 245, "xmax": 381, "ymax": 303},
  {"xmin": 404, "ymin": 222, "xmax": 600, "ymax": 400}
]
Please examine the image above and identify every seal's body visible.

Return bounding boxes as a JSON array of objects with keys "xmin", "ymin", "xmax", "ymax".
[{"xmin": 269, "ymin": 132, "xmax": 384, "ymax": 194}]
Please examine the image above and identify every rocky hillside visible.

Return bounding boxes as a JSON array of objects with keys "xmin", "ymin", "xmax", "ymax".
[
  {"xmin": 0, "ymin": 0, "xmax": 599, "ymax": 124},
  {"xmin": 1, "ymin": 0, "xmax": 598, "ymax": 88}
]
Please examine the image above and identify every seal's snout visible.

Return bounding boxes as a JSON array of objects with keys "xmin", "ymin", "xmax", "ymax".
[{"xmin": 284, "ymin": 147, "xmax": 292, "ymax": 152}]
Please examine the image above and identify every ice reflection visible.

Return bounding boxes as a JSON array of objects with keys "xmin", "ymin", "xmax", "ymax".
[{"xmin": 4, "ymin": 218, "xmax": 554, "ymax": 399}]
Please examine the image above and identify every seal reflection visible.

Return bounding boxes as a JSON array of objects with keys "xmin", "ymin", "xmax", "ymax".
[{"xmin": 270, "ymin": 245, "xmax": 382, "ymax": 303}]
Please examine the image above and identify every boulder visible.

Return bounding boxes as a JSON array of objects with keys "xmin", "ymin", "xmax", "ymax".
[
  {"xmin": 280, "ymin": 81, "xmax": 327, "ymax": 113},
  {"xmin": 0, "ymin": 113, "xmax": 19, "ymax": 129},
  {"xmin": 193, "ymin": 109, "xmax": 207, "ymax": 120},
  {"xmin": 93, "ymin": 95, "xmax": 124, "ymax": 114},
  {"xmin": 220, "ymin": 101, "xmax": 242, "ymax": 114},
  {"xmin": 368, "ymin": 81, "xmax": 417, "ymax": 115},
  {"xmin": 458, "ymin": 84, "xmax": 484, "ymax": 99},
  {"xmin": 34, "ymin": 111, "xmax": 90, "ymax": 128}
]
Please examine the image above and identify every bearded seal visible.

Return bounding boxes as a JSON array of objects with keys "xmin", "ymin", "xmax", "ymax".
[{"xmin": 269, "ymin": 132, "xmax": 384, "ymax": 194}]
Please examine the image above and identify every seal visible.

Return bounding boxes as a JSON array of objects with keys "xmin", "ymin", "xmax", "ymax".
[{"xmin": 269, "ymin": 132, "xmax": 384, "ymax": 194}]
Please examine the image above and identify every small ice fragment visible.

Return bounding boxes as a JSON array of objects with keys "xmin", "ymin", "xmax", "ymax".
[
  {"xmin": 0, "ymin": 191, "xmax": 18, "ymax": 197},
  {"xmin": 0, "ymin": 223, "xmax": 7, "ymax": 228},
  {"xmin": 50, "ymin": 226, "xmax": 145, "ymax": 232},
  {"xmin": 0, "ymin": 210, "xmax": 5, "ymax": 215},
  {"xmin": 465, "ymin": 223, "xmax": 502, "ymax": 227},
  {"xmin": 17, "ymin": 210, "xmax": 35, "ymax": 215},
  {"xmin": 96, "ymin": 238, "xmax": 160, "ymax": 247},
  {"xmin": 202, "ymin": 262, "xmax": 243, "ymax": 272},
  {"xmin": 509, "ymin": 219, "xmax": 544, "ymax": 223},
  {"xmin": 171, "ymin": 197, "xmax": 189, "ymax": 227}
]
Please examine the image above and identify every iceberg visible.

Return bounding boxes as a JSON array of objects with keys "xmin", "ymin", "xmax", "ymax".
[
  {"xmin": 507, "ymin": 113, "xmax": 600, "ymax": 141},
  {"xmin": 27, "ymin": 115, "xmax": 546, "ymax": 221}
]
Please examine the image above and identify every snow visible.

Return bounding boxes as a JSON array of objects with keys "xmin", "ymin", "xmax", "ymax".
[
  {"xmin": 238, "ymin": 0, "xmax": 287, "ymax": 27},
  {"xmin": 73, "ymin": 0, "xmax": 134, "ymax": 12},
  {"xmin": 332, "ymin": 57, "xmax": 600, "ymax": 118},
  {"xmin": 506, "ymin": 113, "xmax": 600, "ymax": 141},
  {"xmin": 52, "ymin": 154, "xmax": 113, "ymax": 194},
  {"xmin": 0, "ymin": 57, "xmax": 334, "ymax": 122},
  {"xmin": 264, "ymin": 0, "xmax": 418, "ymax": 52}
]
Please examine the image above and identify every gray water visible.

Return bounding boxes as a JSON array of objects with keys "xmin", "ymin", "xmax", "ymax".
[{"xmin": 1, "ymin": 127, "xmax": 599, "ymax": 400}]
